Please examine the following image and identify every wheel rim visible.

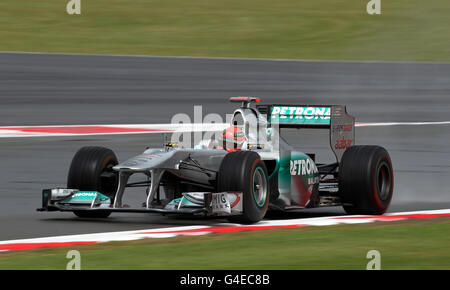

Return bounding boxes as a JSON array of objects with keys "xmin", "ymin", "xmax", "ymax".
[
  {"xmin": 376, "ymin": 161, "xmax": 392, "ymax": 201},
  {"xmin": 252, "ymin": 167, "xmax": 268, "ymax": 207}
]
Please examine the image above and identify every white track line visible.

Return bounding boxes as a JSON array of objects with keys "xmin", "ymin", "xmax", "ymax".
[
  {"xmin": 0, "ymin": 121, "xmax": 448, "ymax": 138},
  {"xmin": 2, "ymin": 51, "xmax": 450, "ymax": 65},
  {"xmin": 357, "ymin": 121, "xmax": 450, "ymax": 127},
  {"xmin": 0, "ymin": 123, "xmax": 226, "ymax": 138},
  {"xmin": 0, "ymin": 209, "xmax": 449, "ymax": 252}
]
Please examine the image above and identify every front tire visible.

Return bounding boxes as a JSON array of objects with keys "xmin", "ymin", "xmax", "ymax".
[
  {"xmin": 339, "ymin": 145, "xmax": 394, "ymax": 215},
  {"xmin": 67, "ymin": 146, "xmax": 118, "ymax": 218},
  {"xmin": 217, "ymin": 151, "xmax": 270, "ymax": 224}
]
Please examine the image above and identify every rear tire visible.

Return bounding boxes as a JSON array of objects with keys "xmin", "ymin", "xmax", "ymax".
[
  {"xmin": 67, "ymin": 146, "xmax": 118, "ymax": 218},
  {"xmin": 217, "ymin": 151, "xmax": 270, "ymax": 224},
  {"xmin": 339, "ymin": 145, "xmax": 394, "ymax": 215}
]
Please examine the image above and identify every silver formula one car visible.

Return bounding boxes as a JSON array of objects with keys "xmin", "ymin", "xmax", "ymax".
[{"xmin": 38, "ymin": 97, "xmax": 394, "ymax": 223}]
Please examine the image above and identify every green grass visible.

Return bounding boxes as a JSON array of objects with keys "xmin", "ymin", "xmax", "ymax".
[
  {"xmin": 1, "ymin": 218, "xmax": 450, "ymax": 269},
  {"xmin": 1, "ymin": 0, "xmax": 450, "ymax": 61}
]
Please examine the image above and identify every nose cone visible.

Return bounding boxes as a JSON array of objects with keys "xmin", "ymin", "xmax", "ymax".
[{"xmin": 113, "ymin": 149, "xmax": 169, "ymax": 171}]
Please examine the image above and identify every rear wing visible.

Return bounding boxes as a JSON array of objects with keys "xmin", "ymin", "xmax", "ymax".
[{"xmin": 256, "ymin": 104, "xmax": 355, "ymax": 162}]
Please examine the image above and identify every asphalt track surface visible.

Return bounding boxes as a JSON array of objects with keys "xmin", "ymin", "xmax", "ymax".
[{"xmin": 0, "ymin": 52, "xmax": 449, "ymax": 240}]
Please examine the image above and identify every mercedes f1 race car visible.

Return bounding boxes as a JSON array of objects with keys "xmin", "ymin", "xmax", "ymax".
[{"xmin": 38, "ymin": 97, "xmax": 394, "ymax": 223}]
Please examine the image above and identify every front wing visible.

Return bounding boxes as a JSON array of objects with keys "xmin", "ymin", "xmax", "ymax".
[{"xmin": 37, "ymin": 189, "xmax": 243, "ymax": 217}]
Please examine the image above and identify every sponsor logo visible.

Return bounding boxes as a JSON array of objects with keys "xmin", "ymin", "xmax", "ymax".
[
  {"xmin": 290, "ymin": 159, "xmax": 319, "ymax": 176},
  {"xmin": 183, "ymin": 192, "xmax": 206, "ymax": 205},
  {"xmin": 137, "ymin": 154, "xmax": 160, "ymax": 159},
  {"xmin": 228, "ymin": 193, "xmax": 241, "ymax": 208},
  {"xmin": 124, "ymin": 154, "xmax": 162, "ymax": 166},
  {"xmin": 308, "ymin": 177, "xmax": 320, "ymax": 185},
  {"xmin": 271, "ymin": 106, "xmax": 331, "ymax": 121},
  {"xmin": 63, "ymin": 191, "xmax": 110, "ymax": 203},
  {"xmin": 123, "ymin": 161, "xmax": 139, "ymax": 166},
  {"xmin": 332, "ymin": 124, "xmax": 353, "ymax": 134},
  {"xmin": 50, "ymin": 188, "xmax": 76, "ymax": 199},
  {"xmin": 212, "ymin": 193, "xmax": 231, "ymax": 214},
  {"xmin": 335, "ymin": 136, "xmax": 353, "ymax": 150},
  {"xmin": 72, "ymin": 192, "xmax": 97, "ymax": 198}
]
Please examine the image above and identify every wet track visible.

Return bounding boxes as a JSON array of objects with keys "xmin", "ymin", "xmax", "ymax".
[{"xmin": 0, "ymin": 52, "xmax": 449, "ymax": 240}]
